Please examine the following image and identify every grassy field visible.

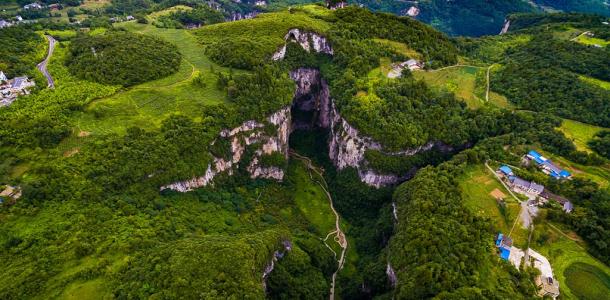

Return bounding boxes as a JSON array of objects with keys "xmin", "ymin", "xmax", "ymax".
[
  {"xmin": 367, "ymin": 57, "xmax": 393, "ymax": 79},
  {"xmin": 290, "ymin": 162, "xmax": 336, "ymax": 236},
  {"xmin": 81, "ymin": 0, "xmax": 111, "ymax": 9},
  {"xmin": 457, "ymin": 164, "xmax": 527, "ymax": 247},
  {"xmin": 72, "ymin": 23, "xmax": 231, "ymax": 135},
  {"xmin": 564, "ymin": 262, "xmax": 610, "ymax": 300},
  {"xmin": 575, "ymin": 34, "xmax": 609, "ymax": 47},
  {"xmin": 413, "ymin": 66, "xmax": 487, "ymax": 109},
  {"xmin": 558, "ymin": 119, "xmax": 606, "ymax": 153},
  {"xmin": 533, "ymin": 222, "xmax": 610, "ymax": 300},
  {"xmin": 580, "ymin": 75, "xmax": 610, "ymax": 90},
  {"xmin": 372, "ymin": 39, "xmax": 422, "ymax": 60},
  {"xmin": 147, "ymin": 5, "xmax": 192, "ymax": 23}
]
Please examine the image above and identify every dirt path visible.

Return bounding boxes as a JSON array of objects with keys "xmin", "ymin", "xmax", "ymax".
[
  {"xmin": 485, "ymin": 65, "xmax": 492, "ymax": 102},
  {"xmin": 290, "ymin": 150, "xmax": 347, "ymax": 300},
  {"xmin": 37, "ymin": 35, "xmax": 56, "ymax": 89}
]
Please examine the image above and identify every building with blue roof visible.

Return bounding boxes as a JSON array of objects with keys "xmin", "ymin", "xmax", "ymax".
[
  {"xmin": 525, "ymin": 150, "xmax": 571, "ymax": 180},
  {"xmin": 498, "ymin": 165, "xmax": 513, "ymax": 176},
  {"xmin": 495, "ymin": 233, "xmax": 512, "ymax": 261}
]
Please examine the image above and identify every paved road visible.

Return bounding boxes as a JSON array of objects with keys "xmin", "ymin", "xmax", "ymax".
[{"xmin": 37, "ymin": 35, "xmax": 56, "ymax": 89}]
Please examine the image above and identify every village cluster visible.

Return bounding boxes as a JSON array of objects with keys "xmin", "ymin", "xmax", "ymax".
[
  {"xmin": 490, "ymin": 150, "xmax": 577, "ymax": 299},
  {"xmin": 0, "ymin": 71, "xmax": 35, "ymax": 107},
  {"xmin": 497, "ymin": 150, "xmax": 573, "ymax": 212}
]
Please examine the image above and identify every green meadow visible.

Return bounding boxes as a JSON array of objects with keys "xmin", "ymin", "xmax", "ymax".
[
  {"xmin": 413, "ymin": 66, "xmax": 488, "ymax": 109},
  {"xmin": 457, "ymin": 164, "xmax": 526, "ymax": 247},
  {"xmin": 71, "ymin": 23, "xmax": 234, "ymax": 136},
  {"xmin": 533, "ymin": 222, "xmax": 610, "ymax": 300},
  {"xmin": 558, "ymin": 118, "xmax": 606, "ymax": 153}
]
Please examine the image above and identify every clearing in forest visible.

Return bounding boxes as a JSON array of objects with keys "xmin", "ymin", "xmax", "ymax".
[
  {"xmin": 73, "ymin": 23, "xmax": 231, "ymax": 135},
  {"xmin": 558, "ymin": 119, "xmax": 606, "ymax": 153},
  {"xmin": 457, "ymin": 164, "xmax": 525, "ymax": 246}
]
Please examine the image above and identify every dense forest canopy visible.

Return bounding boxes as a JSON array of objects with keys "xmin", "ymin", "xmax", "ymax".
[
  {"xmin": 66, "ymin": 31, "xmax": 181, "ymax": 86},
  {"xmin": 0, "ymin": 26, "xmax": 45, "ymax": 78}
]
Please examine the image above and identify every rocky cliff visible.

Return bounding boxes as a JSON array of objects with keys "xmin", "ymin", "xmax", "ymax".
[
  {"xmin": 162, "ymin": 29, "xmax": 445, "ymax": 191},
  {"xmin": 160, "ymin": 107, "xmax": 291, "ymax": 192},
  {"xmin": 272, "ymin": 28, "xmax": 334, "ymax": 61}
]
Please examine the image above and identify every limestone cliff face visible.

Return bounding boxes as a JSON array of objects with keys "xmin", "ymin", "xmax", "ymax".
[
  {"xmin": 160, "ymin": 107, "xmax": 291, "ymax": 192},
  {"xmin": 272, "ymin": 28, "xmax": 334, "ymax": 60},
  {"xmin": 290, "ymin": 67, "xmax": 442, "ymax": 188},
  {"xmin": 328, "ymin": 103, "xmax": 439, "ymax": 187}
]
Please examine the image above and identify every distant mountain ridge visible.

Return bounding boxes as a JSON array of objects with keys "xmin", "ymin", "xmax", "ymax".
[{"xmin": 343, "ymin": 0, "xmax": 610, "ymax": 36}]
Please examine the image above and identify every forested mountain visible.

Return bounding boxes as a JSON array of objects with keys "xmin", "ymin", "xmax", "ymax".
[
  {"xmin": 0, "ymin": 3, "xmax": 609, "ymax": 299},
  {"xmin": 350, "ymin": 0, "xmax": 610, "ymax": 36}
]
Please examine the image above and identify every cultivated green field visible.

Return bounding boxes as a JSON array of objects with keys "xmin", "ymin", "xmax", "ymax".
[
  {"xmin": 575, "ymin": 34, "xmax": 610, "ymax": 48},
  {"xmin": 372, "ymin": 39, "xmax": 422, "ymax": 60},
  {"xmin": 564, "ymin": 262, "xmax": 610, "ymax": 300},
  {"xmin": 413, "ymin": 66, "xmax": 486, "ymax": 109},
  {"xmin": 72, "ymin": 23, "xmax": 232, "ymax": 135},
  {"xmin": 533, "ymin": 222, "xmax": 610, "ymax": 300},
  {"xmin": 558, "ymin": 119, "xmax": 606, "ymax": 153},
  {"xmin": 457, "ymin": 164, "xmax": 526, "ymax": 247}
]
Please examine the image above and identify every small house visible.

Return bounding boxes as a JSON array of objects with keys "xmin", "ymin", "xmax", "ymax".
[
  {"xmin": 126, "ymin": 15, "xmax": 135, "ymax": 21},
  {"xmin": 0, "ymin": 19, "xmax": 11, "ymax": 28},
  {"xmin": 0, "ymin": 185, "xmax": 21, "ymax": 201},
  {"xmin": 527, "ymin": 150, "xmax": 547, "ymax": 164},
  {"xmin": 498, "ymin": 165, "xmax": 513, "ymax": 177},
  {"xmin": 400, "ymin": 59, "xmax": 422, "ymax": 71},
  {"xmin": 23, "ymin": 2, "xmax": 43, "ymax": 10},
  {"xmin": 495, "ymin": 233, "xmax": 512, "ymax": 260},
  {"xmin": 536, "ymin": 276, "xmax": 560, "ymax": 298},
  {"xmin": 11, "ymin": 76, "xmax": 34, "ymax": 92}
]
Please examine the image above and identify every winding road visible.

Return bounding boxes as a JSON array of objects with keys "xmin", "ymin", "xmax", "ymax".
[
  {"xmin": 37, "ymin": 35, "xmax": 56, "ymax": 89},
  {"xmin": 289, "ymin": 150, "xmax": 347, "ymax": 300}
]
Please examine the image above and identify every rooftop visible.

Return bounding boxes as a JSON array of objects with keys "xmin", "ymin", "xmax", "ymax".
[{"xmin": 499, "ymin": 165, "xmax": 513, "ymax": 175}]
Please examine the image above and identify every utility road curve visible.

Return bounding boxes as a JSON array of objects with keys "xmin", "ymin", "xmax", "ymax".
[
  {"xmin": 289, "ymin": 150, "xmax": 347, "ymax": 300},
  {"xmin": 37, "ymin": 35, "xmax": 56, "ymax": 89}
]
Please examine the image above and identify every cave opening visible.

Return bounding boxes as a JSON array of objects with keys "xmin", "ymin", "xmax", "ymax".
[{"xmin": 288, "ymin": 68, "xmax": 333, "ymax": 162}]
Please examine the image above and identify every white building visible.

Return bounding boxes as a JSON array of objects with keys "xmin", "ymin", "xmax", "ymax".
[
  {"xmin": 23, "ymin": 2, "xmax": 43, "ymax": 10},
  {"xmin": 0, "ymin": 19, "xmax": 12, "ymax": 28}
]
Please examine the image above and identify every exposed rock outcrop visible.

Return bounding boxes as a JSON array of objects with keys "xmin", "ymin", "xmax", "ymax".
[
  {"xmin": 160, "ymin": 107, "xmax": 291, "ymax": 192},
  {"xmin": 386, "ymin": 262, "xmax": 397, "ymax": 287},
  {"xmin": 290, "ymin": 68, "xmax": 446, "ymax": 187},
  {"xmin": 262, "ymin": 240, "xmax": 292, "ymax": 291},
  {"xmin": 289, "ymin": 68, "xmax": 332, "ymax": 129},
  {"xmin": 272, "ymin": 29, "xmax": 333, "ymax": 60}
]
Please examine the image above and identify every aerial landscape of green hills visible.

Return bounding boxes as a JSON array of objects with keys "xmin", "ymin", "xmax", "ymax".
[{"xmin": 1, "ymin": 0, "xmax": 609, "ymax": 299}]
